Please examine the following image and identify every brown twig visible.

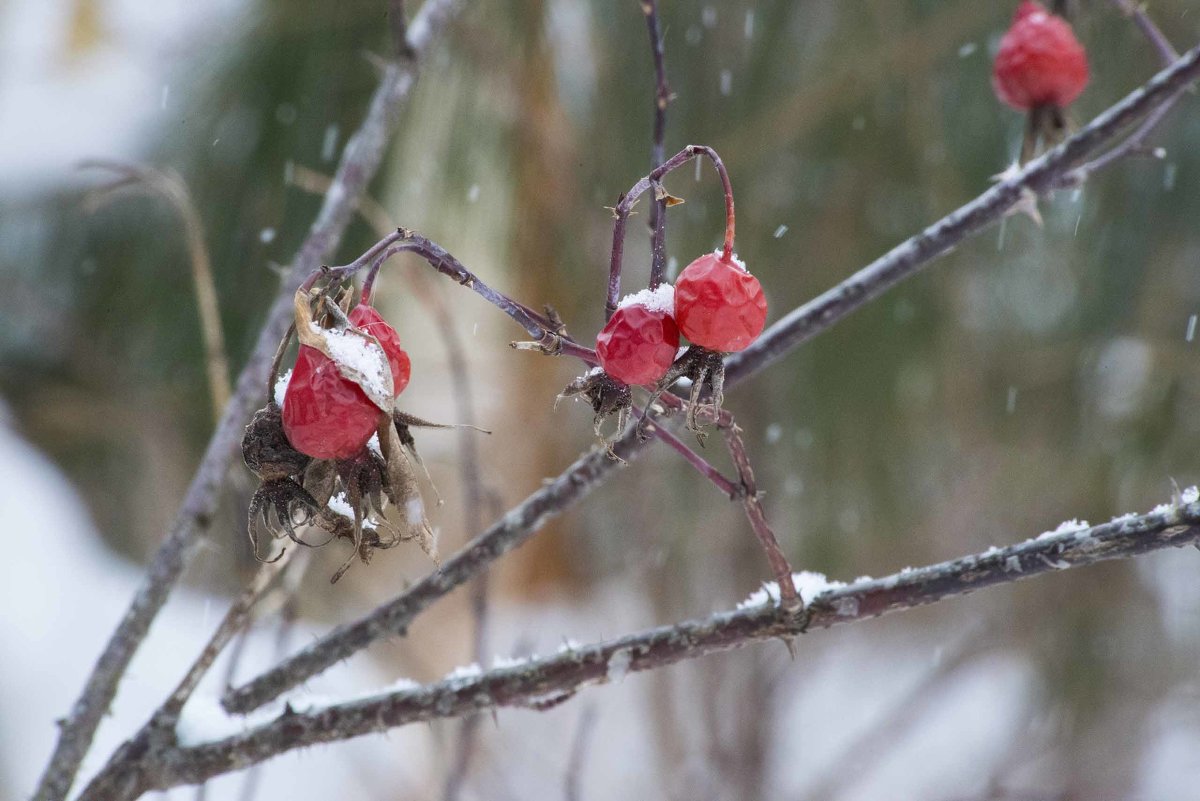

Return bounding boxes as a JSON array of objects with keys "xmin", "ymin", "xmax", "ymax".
[
  {"xmin": 224, "ymin": 43, "xmax": 1200, "ymax": 716},
  {"xmin": 635, "ymin": 407, "xmax": 740, "ymax": 499},
  {"xmin": 333, "ymin": 230, "xmax": 597, "ymax": 362},
  {"xmin": 81, "ymin": 498, "xmax": 1200, "ymax": 798},
  {"xmin": 28, "ymin": 4, "xmax": 461, "ymax": 800},
  {"xmin": 79, "ymin": 161, "xmax": 232, "ymax": 420},
  {"xmin": 720, "ymin": 421, "xmax": 799, "ymax": 610}
]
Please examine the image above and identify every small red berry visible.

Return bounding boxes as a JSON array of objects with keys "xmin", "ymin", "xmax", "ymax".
[
  {"xmin": 596, "ymin": 286, "xmax": 680, "ymax": 386},
  {"xmin": 993, "ymin": 1, "xmax": 1089, "ymax": 111},
  {"xmin": 348, "ymin": 304, "xmax": 411, "ymax": 397},
  {"xmin": 674, "ymin": 252, "xmax": 767, "ymax": 352},
  {"xmin": 282, "ymin": 345, "xmax": 382, "ymax": 460}
]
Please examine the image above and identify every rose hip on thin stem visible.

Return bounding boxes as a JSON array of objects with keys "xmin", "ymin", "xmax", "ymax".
[{"xmin": 993, "ymin": 0, "xmax": 1090, "ymax": 161}]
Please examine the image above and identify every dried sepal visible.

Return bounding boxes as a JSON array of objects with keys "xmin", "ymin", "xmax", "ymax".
[
  {"xmin": 292, "ymin": 288, "xmax": 395, "ymax": 413},
  {"xmin": 246, "ymin": 478, "xmax": 323, "ymax": 561},
  {"xmin": 301, "ymin": 458, "xmax": 338, "ymax": 509},
  {"xmin": 391, "ymin": 410, "xmax": 491, "ymax": 507},
  {"xmin": 558, "ymin": 369, "xmax": 633, "ymax": 458},
  {"xmin": 378, "ymin": 418, "xmax": 439, "ymax": 565}
]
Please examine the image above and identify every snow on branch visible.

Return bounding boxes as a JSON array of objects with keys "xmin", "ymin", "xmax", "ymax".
[{"xmin": 79, "ymin": 493, "xmax": 1200, "ymax": 798}]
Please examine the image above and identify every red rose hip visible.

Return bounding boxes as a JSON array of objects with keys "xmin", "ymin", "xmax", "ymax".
[
  {"xmin": 282, "ymin": 345, "xmax": 383, "ymax": 460},
  {"xmin": 596, "ymin": 285, "xmax": 680, "ymax": 386},
  {"xmin": 674, "ymin": 252, "xmax": 767, "ymax": 352},
  {"xmin": 348, "ymin": 304, "xmax": 411, "ymax": 397},
  {"xmin": 993, "ymin": 1, "xmax": 1089, "ymax": 111}
]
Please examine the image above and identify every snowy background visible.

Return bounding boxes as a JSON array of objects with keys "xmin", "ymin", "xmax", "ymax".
[{"xmin": 3, "ymin": 0, "xmax": 1200, "ymax": 799}]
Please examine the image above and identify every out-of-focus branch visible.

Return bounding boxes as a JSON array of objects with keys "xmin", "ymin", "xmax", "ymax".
[
  {"xmin": 79, "ymin": 162, "xmax": 232, "ymax": 420},
  {"xmin": 564, "ymin": 705, "xmax": 598, "ymax": 801},
  {"xmin": 1064, "ymin": 1, "xmax": 1184, "ymax": 182},
  {"xmin": 224, "ymin": 42, "xmax": 1200, "ymax": 716},
  {"xmin": 29, "ymin": 4, "xmax": 461, "ymax": 800},
  {"xmin": 1111, "ymin": 0, "xmax": 1178, "ymax": 67},
  {"xmin": 84, "ymin": 498, "xmax": 1200, "ymax": 797}
]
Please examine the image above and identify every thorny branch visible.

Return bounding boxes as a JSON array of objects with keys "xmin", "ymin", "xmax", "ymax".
[
  {"xmin": 81, "ymin": 498, "xmax": 1200, "ymax": 798},
  {"xmin": 223, "ymin": 41, "xmax": 1200, "ymax": 717},
  {"xmin": 29, "ymin": 3, "xmax": 461, "ymax": 800},
  {"xmin": 721, "ymin": 423, "xmax": 798, "ymax": 610}
]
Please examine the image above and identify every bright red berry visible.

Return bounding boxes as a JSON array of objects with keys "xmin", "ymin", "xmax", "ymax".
[
  {"xmin": 993, "ymin": 1, "xmax": 1089, "ymax": 111},
  {"xmin": 282, "ymin": 345, "xmax": 382, "ymax": 460},
  {"xmin": 348, "ymin": 304, "xmax": 411, "ymax": 397},
  {"xmin": 674, "ymin": 252, "xmax": 767, "ymax": 352},
  {"xmin": 596, "ymin": 286, "xmax": 680, "ymax": 386}
]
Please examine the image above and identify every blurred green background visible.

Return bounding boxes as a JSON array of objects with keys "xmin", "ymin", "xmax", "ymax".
[{"xmin": 3, "ymin": 0, "xmax": 1200, "ymax": 797}]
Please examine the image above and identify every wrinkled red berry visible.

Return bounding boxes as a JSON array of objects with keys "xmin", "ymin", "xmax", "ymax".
[
  {"xmin": 596, "ymin": 293, "xmax": 680, "ymax": 386},
  {"xmin": 993, "ymin": 1, "xmax": 1089, "ymax": 111},
  {"xmin": 348, "ymin": 304, "xmax": 411, "ymax": 397},
  {"xmin": 282, "ymin": 345, "xmax": 382, "ymax": 460},
  {"xmin": 674, "ymin": 252, "xmax": 767, "ymax": 352}
]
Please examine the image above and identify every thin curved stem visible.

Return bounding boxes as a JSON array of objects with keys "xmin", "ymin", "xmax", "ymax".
[{"xmin": 606, "ymin": 144, "xmax": 736, "ymax": 318}]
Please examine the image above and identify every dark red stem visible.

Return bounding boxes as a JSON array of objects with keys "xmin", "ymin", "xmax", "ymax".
[{"xmin": 607, "ymin": 145, "xmax": 736, "ymax": 319}]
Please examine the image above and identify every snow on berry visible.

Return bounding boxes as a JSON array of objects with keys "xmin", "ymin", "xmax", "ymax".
[
  {"xmin": 674, "ymin": 251, "xmax": 767, "ymax": 352},
  {"xmin": 992, "ymin": 0, "xmax": 1089, "ymax": 111},
  {"xmin": 617, "ymin": 283, "xmax": 676, "ymax": 315},
  {"xmin": 310, "ymin": 323, "xmax": 393, "ymax": 403},
  {"xmin": 327, "ymin": 492, "xmax": 378, "ymax": 530},
  {"xmin": 596, "ymin": 288, "xmax": 680, "ymax": 386},
  {"xmin": 273, "ymin": 368, "xmax": 292, "ymax": 408},
  {"xmin": 282, "ymin": 345, "xmax": 383, "ymax": 460},
  {"xmin": 348, "ymin": 304, "xmax": 412, "ymax": 397}
]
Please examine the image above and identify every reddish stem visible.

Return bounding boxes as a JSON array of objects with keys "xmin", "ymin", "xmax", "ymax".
[
  {"xmin": 607, "ymin": 145, "xmax": 736, "ymax": 319},
  {"xmin": 633, "ymin": 405, "xmax": 739, "ymax": 498}
]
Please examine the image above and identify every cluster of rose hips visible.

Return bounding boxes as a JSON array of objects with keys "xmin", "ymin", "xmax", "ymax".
[
  {"xmin": 992, "ymin": 0, "xmax": 1090, "ymax": 160},
  {"xmin": 568, "ymin": 243, "xmax": 767, "ymax": 440},
  {"xmin": 242, "ymin": 282, "xmax": 443, "ymax": 582},
  {"xmin": 597, "ymin": 250, "xmax": 766, "ymax": 386}
]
